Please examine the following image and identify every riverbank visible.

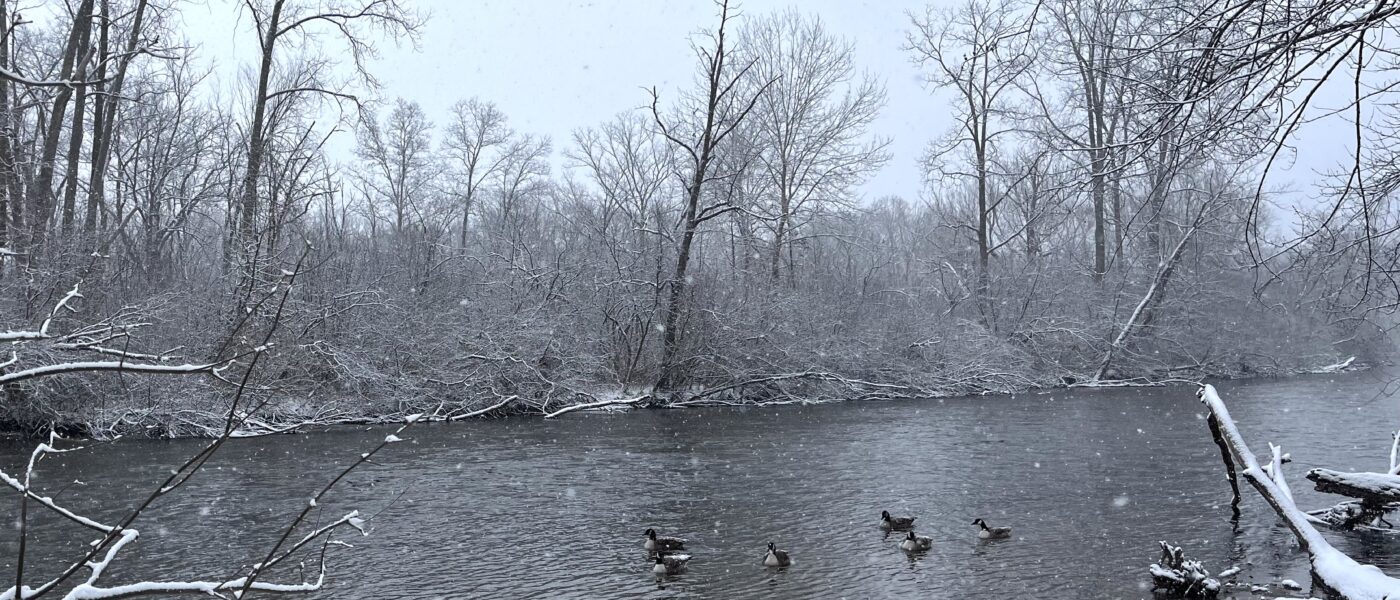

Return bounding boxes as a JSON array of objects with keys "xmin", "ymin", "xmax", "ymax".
[{"xmin": 3, "ymin": 352, "xmax": 1370, "ymax": 440}]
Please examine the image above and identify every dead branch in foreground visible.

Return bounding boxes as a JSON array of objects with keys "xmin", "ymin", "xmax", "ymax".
[{"xmin": 1199, "ymin": 384, "xmax": 1400, "ymax": 599}]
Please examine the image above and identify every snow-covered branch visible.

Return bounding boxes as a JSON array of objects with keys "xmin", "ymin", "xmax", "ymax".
[
  {"xmin": 542, "ymin": 395, "xmax": 649, "ymax": 418},
  {"xmin": 1199, "ymin": 384, "xmax": 1400, "ymax": 599},
  {"xmin": 0, "ymin": 361, "xmax": 220, "ymax": 385}
]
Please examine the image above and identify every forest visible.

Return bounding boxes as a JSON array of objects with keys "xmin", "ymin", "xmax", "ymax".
[{"xmin": 0, "ymin": 0, "xmax": 1396, "ymax": 437}]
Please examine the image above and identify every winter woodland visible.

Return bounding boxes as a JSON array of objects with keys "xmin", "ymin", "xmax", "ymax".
[{"xmin": 3, "ymin": 0, "xmax": 1400, "ymax": 597}]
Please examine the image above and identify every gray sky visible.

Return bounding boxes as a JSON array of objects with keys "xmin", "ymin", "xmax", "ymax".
[{"xmin": 172, "ymin": 0, "xmax": 1354, "ymax": 209}]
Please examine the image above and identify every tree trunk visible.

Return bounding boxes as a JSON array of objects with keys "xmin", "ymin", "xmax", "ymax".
[
  {"xmin": 1090, "ymin": 150, "xmax": 1106, "ymax": 283},
  {"xmin": 1093, "ymin": 205, "xmax": 1206, "ymax": 380},
  {"xmin": 770, "ymin": 196, "xmax": 789, "ymax": 282},
  {"xmin": 86, "ymin": 0, "xmax": 147, "ymax": 236},
  {"xmin": 0, "ymin": 0, "xmax": 9, "ymax": 259},
  {"xmin": 236, "ymin": 0, "xmax": 286, "ymax": 261},
  {"xmin": 61, "ymin": 45, "xmax": 94, "ymax": 234},
  {"xmin": 976, "ymin": 141, "xmax": 991, "ymax": 327},
  {"xmin": 657, "ymin": 175, "xmax": 703, "ymax": 390},
  {"xmin": 28, "ymin": 0, "xmax": 95, "ymax": 253},
  {"xmin": 458, "ymin": 188, "xmax": 473, "ymax": 249}
]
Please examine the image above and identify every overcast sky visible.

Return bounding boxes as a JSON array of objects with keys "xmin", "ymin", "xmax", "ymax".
[{"xmin": 167, "ymin": 0, "xmax": 1354, "ymax": 209}]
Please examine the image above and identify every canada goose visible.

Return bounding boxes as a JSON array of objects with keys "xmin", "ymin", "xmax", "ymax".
[
  {"xmin": 763, "ymin": 541, "xmax": 792, "ymax": 567},
  {"xmin": 652, "ymin": 553, "xmax": 691, "ymax": 575},
  {"xmin": 880, "ymin": 510, "xmax": 916, "ymax": 530},
  {"xmin": 972, "ymin": 518, "xmax": 1012, "ymax": 539},
  {"xmin": 644, "ymin": 528, "xmax": 686, "ymax": 552},
  {"xmin": 899, "ymin": 530, "xmax": 933, "ymax": 552}
]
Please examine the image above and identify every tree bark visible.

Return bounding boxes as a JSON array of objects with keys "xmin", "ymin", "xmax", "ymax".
[
  {"xmin": 236, "ymin": 0, "xmax": 287, "ymax": 261},
  {"xmin": 28, "ymin": 0, "xmax": 95, "ymax": 253},
  {"xmin": 86, "ymin": 0, "xmax": 148, "ymax": 236}
]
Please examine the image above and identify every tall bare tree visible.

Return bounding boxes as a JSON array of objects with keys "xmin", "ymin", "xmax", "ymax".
[
  {"xmin": 741, "ymin": 9, "xmax": 888, "ymax": 285},
  {"xmin": 908, "ymin": 0, "xmax": 1036, "ymax": 320},
  {"xmin": 649, "ymin": 0, "xmax": 775, "ymax": 390},
  {"xmin": 443, "ymin": 97, "xmax": 511, "ymax": 249},
  {"xmin": 233, "ymin": 0, "xmax": 418, "ymax": 264},
  {"xmin": 27, "ymin": 0, "xmax": 95, "ymax": 252},
  {"xmin": 356, "ymin": 98, "xmax": 435, "ymax": 237}
]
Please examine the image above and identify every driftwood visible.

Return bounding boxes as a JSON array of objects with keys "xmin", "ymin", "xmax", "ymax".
[
  {"xmin": 1150, "ymin": 541, "xmax": 1220, "ymax": 598},
  {"xmin": 1310, "ymin": 501, "xmax": 1400, "ymax": 531},
  {"xmin": 1198, "ymin": 384, "xmax": 1400, "ymax": 599},
  {"xmin": 1308, "ymin": 469, "xmax": 1400, "ymax": 505}
]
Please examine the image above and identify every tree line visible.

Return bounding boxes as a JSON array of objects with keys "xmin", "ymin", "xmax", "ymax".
[{"xmin": 0, "ymin": 0, "xmax": 1393, "ymax": 435}]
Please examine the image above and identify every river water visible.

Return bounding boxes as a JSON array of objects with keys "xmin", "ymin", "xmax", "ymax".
[{"xmin": 3, "ymin": 373, "xmax": 1399, "ymax": 599}]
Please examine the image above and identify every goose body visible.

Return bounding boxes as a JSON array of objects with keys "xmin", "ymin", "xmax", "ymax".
[
  {"xmin": 973, "ymin": 518, "xmax": 1012, "ymax": 539},
  {"xmin": 652, "ymin": 553, "xmax": 691, "ymax": 575},
  {"xmin": 644, "ymin": 528, "xmax": 687, "ymax": 552},
  {"xmin": 880, "ymin": 510, "xmax": 916, "ymax": 531},
  {"xmin": 899, "ymin": 530, "xmax": 933, "ymax": 552},
  {"xmin": 763, "ymin": 542, "xmax": 792, "ymax": 567}
]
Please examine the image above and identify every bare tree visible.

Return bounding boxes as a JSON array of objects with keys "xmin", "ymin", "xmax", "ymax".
[
  {"xmin": 443, "ymin": 97, "xmax": 511, "ymax": 249},
  {"xmin": 907, "ymin": 0, "xmax": 1036, "ymax": 321},
  {"xmin": 356, "ymin": 98, "xmax": 435, "ymax": 237},
  {"xmin": 1029, "ymin": 0, "xmax": 1130, "ymax": 283},
  {"xmin": 649, "ymin": 0, "xmax": 775, "ymax": 391},
  {"xmin": 27, "ymin": 0, "xmax": 95, "ymax": 254},
  {"xmin": 741, "ymin": 9, "xmax": 889, "ymax": 285},
  {"xmin": 569, "ymin": 112, "xmax": 674, "ymax": 385},
  {"xmin": 233, "ymin": 0, "xmax": 419, "ymax": 264}
]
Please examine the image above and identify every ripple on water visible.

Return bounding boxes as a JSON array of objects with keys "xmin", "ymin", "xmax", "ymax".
[{"xmin": 0, "ymin": 372, "xmax": 1393, "ymax": 598}]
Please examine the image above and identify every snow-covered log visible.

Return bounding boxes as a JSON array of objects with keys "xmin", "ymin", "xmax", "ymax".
[
  {"xmin": 1199, "ymin": 384, "xmax": 1400, "ymax": 599},
  {"xmin": 1307, "ymin": 469, "xmax": 1400, "ymax": 505},
  {"xmin": 447, "ymin": 394, "xmax": 517, "ymax": 420}
]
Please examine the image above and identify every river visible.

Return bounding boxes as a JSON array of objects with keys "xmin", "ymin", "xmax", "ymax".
[{"xmin": 3, "ymin": 373, "xmax": 1399, "ymax": 598}]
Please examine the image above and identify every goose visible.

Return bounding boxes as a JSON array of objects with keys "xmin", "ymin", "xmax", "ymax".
[
  {"xmin": 763, "ymin": 541, "xmax": 792, "ymax": 567},
  {"xmin": 972, "ymin": 518, "xmax": 1012, "ymax": 539},
  {"xmin": 899, "ymin": 530, "xmax": 933, "ymax": 552},
  {"xmin": 652, "ymin": 553, "xmax": 691, "ymax": 575},
  {"xmin": 880, "ymin": 510, "xmax": 916, "ymax": 530},
  {"xmin": 644, "ymin": 528, "xmax": 686, "ymax": 552}
]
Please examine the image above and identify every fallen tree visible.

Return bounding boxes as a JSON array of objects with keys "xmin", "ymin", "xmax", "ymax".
[{"xmin": 1198, "ymin": 384, "xmax": 1400, "ymax": 599}]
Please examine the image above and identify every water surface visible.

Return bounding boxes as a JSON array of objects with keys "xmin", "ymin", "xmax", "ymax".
[{"xmin": 3, "ymin": 373, "xmax": 1399, "ymax": 598}]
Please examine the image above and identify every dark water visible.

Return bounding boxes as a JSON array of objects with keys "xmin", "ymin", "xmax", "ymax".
[{"xmin": 3, "ymin": 373, "xmax": 1400, "ymax": 599}]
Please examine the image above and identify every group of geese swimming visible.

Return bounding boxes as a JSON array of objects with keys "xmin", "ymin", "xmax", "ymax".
[{"xmin": 644, "ymin": 512, "xmax": 1013, "ymax": 576}]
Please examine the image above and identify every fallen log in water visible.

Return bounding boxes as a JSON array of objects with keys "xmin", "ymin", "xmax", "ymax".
[
  {"xmin": 1198, "ymin": 384, "xmax": 1400, "ymax": 599},
  {"xmin": 1308, "ymin": 469, "xmax": 1400, "ymax": 505}
]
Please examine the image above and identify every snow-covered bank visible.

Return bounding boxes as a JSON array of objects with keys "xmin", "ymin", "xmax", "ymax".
[{"xmin": 4, "ymin": 353, "xmax": 1370, "ymax": 440}]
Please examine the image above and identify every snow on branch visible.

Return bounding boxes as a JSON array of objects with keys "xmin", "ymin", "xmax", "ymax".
[
  {"xmin": 1, "ymin": 283, "xmax": 224, "ymax": 387},
  {"xmin": 1311, "ymin": 356, "xmax": 1359, "ymax": 374},
  {"xmin": 447, "ymin": 394, "xmax": 517, "ymax": 420},
  {"xmin": 1198, "ymin": 384, "xmax": 1400, "ymax": 599},
  {"xmin": 0, "ymin": 361, "xmax": 220, "ymax": 386},
  {"xmin": 543, "ymin": 394, "xmax": 650, "ymax": 418},
  {"xmin": 0, "ymin": 65, "xmax": 113, "ymax": 88}
]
